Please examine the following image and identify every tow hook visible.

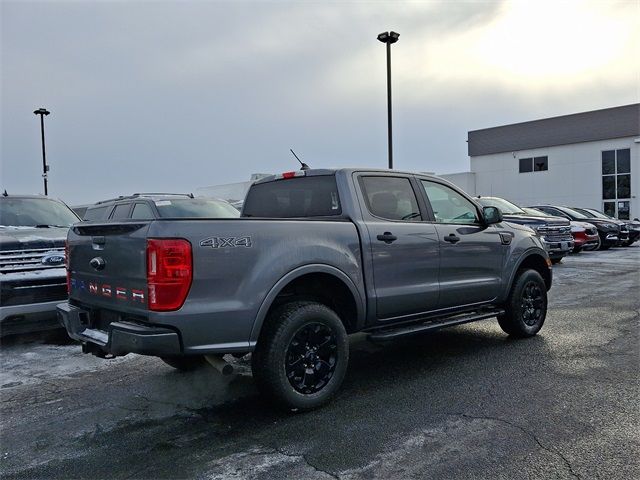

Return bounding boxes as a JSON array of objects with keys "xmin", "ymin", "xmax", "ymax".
[{"xmin": 205, "ymin": 355, "xmax": 234, "ymax": 375}]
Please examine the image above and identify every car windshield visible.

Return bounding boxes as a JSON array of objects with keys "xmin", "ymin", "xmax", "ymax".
[
  {"xmin": 556, "ymin": 206, "xmax": 589, "ymax": 219},
  {"xmin": 521, "ymin": 207, "xmax": 549, "ymax": 217},
  {"xmin": 0, "ymin": 197, "xmax": 79, "ymax": 227},
  {"xmin": 154, "ymin": 198, "xmax": 240, "ymax": 218},
  {"xmin": 579, "ymin": 208, "xmax": 610, "ymax": 220},
  {"xmin": 477, "ymin": 197, "xmax": 526, "ymax": 215}
]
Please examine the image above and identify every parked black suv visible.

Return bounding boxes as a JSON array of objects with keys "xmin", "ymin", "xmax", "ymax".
[
  {"xmin": 571, "ymin": 207, "xmax": 638, "ymax": 247},
  {"xmin": 476, "ymin": 197, "xmax": 573, "ymax": 264},
  {"xmin": 82, "ymin": 193, "xmax": 240, "ymax": 221},
  {"xmin": 0, "ymin": 194, "xmax": 79, "ymax": 336},
  {"xmin": 531, "ymin": 205, "xmax": 625, "ymax": 250}
]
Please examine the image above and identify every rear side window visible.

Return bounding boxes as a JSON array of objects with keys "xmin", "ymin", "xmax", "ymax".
[
  {"xmin": 243, "ymin": 176, "xmax": 341, "ymax": 218},
  {"xmin": 83, "ymin": 205, "xmax": 110, "ymax": 221},
  {"xmin": 110, "ymin": 203, "xmax": 131, "ymax": 219},
  {"xmin": 360, "ymin": 176, "xmax": 422, "ymax": 221},
  {"xmin": 131, "ymin": 203, "xmax": 155, "ymax": 219}
]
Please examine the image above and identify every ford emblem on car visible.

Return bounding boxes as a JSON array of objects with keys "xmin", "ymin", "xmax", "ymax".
[{"xmin": 41, "ymin": 252, "xmax": 66, "ymax": 266}]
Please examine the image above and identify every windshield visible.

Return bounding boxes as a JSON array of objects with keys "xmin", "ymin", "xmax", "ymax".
[
  {"xmin": 0, "ymin": 197, "xmax": 79, "ymax": 227},
  {"xmin": 476, "ymin": 197, "xmax": 526, "ymax": 215},
  {"xmin": 521, "ymin": 207, "xmax": 549, "ymax": 217},
  {"xmin": 578, "ymin": 208, "xmax": 609, "ymax": 219},
  {"xmin": 556, "ymin": 206, "xmax": 589, "ymax": 219},
  {"xmin": 155, "ymin": 198, "xmax": 240, "ymax": 218}
]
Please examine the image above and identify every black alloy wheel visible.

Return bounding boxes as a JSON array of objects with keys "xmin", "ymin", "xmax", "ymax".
[
  {"xmin": 285, "ymin": 323, "xmax": 338, "ymax": 394},
  {"xmin": 251, "ymin": 301, "xmax": 349, "ymax": 411},
  {"xmin": 497, "ymin": 268, "xmax": 547, "ymax": 337},
  {"xmin": 521, "ymin": 281, "xmax": 544, "ymax": 326}
]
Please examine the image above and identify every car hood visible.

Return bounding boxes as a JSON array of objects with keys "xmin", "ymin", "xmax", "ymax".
[
  {"xmin": 577, "ymin": 218, "xmax": 619, "ymax": 227},
  {"xmin": 0, "ymin": 226, "xmax": 68, "ymax": 251},
  {"xmin": 571, "ymin": 221, "xmax": 597, "ymax": 229},
  {"xmin": 502, "ymin": 213, "xmax": 569, "ymax": 226}
]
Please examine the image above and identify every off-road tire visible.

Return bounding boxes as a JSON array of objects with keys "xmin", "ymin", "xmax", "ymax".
[
  {"xmin": 160, "ymin": 355, "xmax": 207, "ymax": 371},
  {"xmin": 251, "ymin": 301, "xmax": 349, "ymax": 412},
  {"xmin": 498, "ymin": 269, "xmax": 547, "ymax": 338}
]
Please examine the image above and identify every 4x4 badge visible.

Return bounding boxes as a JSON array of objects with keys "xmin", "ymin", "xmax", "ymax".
[{"xmin": 200, "ymin": 236, "xmax": 252, "ymax": 249}]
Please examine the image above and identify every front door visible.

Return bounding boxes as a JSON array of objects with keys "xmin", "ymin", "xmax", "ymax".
[
  {"xmin": 419, "ymin": 180, "xmax": 505, "ymax": 309},
  {"xmin": 358, "ymin": 175, "xmax": 440, "ymax": 320}
]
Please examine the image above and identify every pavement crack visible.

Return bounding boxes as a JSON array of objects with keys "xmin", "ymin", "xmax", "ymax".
[{"xmin": 456, "ymin": 413, "xmax": 581, "ymax": 480}]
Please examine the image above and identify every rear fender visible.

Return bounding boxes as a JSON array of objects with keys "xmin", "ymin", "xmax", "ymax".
[{"xmin": 249, "ymin": 264, "xmax": 366, "ymax": 345}]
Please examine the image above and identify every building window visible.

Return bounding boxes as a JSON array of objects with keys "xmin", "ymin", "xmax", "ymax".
[
  {"xmin": 601, "ymin": 149, "xmax": 632, "ymax": 220},
  {"xmin": 519, "ymin": 158, "xmax": 533, "ymax": 173},
  {"xmin": 520, "ymin": 158, "xmax": 533, "ymax": 173},
  {"xmin": 533, "ymin": 156, "xmax": 548, "ymax": 171},
  {"xmin": 519, "ymin": 156, "xmax": 548, "ymax": 173}
]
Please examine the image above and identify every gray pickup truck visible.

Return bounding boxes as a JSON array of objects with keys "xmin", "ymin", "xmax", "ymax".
[{"xmin": 58, "ymin": 169, "xmax": 552, "ymax": 410}]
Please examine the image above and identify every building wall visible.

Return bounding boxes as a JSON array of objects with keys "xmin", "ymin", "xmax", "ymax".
[
  {"xmin": 439, "ymin": 172, "xmax": 477, "ymax": 196},
  {"xmin": 467, "ymin": 136, "xmax": 639, "ymax": 218}
]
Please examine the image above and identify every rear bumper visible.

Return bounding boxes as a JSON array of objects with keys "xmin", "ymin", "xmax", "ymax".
[
  {"xmin": 57, "ymin": 302, "xmax": 181, "ymax": 357},
  {"xmin": 0, "ymin": 300, "xmax": 63, "ymax": 336}
]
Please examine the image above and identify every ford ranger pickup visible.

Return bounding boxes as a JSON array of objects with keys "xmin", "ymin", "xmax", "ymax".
[{"xmin": 58, "ymin": 169, "xmax": 553, "ymax": 410}]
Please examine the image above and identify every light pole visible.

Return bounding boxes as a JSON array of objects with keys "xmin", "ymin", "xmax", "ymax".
[
  {"xmin": 377, "ymin": 31, "xmax": 399, "ymax": 170},
  {"xmin": 33, "ymin": 107, "xmax": 51, "ymax": 195}
]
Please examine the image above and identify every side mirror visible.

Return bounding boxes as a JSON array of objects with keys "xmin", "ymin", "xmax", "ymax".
[{"xmin": 483, "ymin": 206, "xmax": 503, "ymax": 225}]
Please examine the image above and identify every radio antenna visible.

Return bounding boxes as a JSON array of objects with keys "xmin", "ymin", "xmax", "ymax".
[{"xmin": 290, "ymin": 149, "xmax": 310, "ymax": 171}]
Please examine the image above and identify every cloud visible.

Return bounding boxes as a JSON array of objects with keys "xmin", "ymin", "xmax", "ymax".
[{"xmin": 1, "ymin": 0, "xmax": 636, "ymax": 204}]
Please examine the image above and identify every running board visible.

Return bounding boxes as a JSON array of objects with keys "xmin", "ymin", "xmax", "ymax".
[{"xmin": 368, "ymin": 308, "xmax": 505, "ymax": 342}]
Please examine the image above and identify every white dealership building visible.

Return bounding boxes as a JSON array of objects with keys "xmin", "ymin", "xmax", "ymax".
[{"xmin": 441, "ymin": 104, "xmax": 640, "ymax": 220}]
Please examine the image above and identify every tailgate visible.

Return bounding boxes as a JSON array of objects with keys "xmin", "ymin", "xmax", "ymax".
[{"xmin": 68, "ymin": 222, "xmax": 152, "ymax": 313}]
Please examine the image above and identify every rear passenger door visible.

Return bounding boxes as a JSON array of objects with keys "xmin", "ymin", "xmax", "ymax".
[
  {"xmin": 357, "ymin": 174, "xmax": 440, "ymax": 320},
  {"xmin": 419, "ymin": 180, "xmax": 504, "ymax": 309}
]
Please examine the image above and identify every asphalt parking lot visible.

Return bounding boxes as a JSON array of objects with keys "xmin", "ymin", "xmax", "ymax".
[{"xmin": 1, "ymin": 247, "xmax": 639, "ymax": 480}]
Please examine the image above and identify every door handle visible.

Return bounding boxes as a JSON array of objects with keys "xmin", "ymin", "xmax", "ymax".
[
  {"xmin": 376, "ymin": 232, "xmax": 398, "ymax": 244},
  {"xmin": 444, "ymin": 233, "xmax": 460, "ymax": 244}
]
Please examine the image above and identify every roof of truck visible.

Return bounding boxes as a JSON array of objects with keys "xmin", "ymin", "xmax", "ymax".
[{"xmin": 252, "ymin": 168, "xmax": 441, "ymax": 185}]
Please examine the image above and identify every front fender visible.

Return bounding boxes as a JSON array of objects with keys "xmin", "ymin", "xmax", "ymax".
[{"xmin": 501, "ymin": 246, "xmax": 551, "ymax": 301}]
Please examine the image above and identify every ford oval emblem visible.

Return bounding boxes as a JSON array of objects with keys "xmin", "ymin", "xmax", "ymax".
[{"xmin": 41, "ymin": 252, "xmax": 66, "ymax": 266}]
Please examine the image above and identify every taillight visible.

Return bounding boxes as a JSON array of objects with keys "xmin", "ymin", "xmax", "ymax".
[
  {"xmin": 146, "ymin": 239, "xmax": 192, "ymax": 311},
  {"xmin": 65, "ymin": 241, "xmax": 70, "ymax": 294}
]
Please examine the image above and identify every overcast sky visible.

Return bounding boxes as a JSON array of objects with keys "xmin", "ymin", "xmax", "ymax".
[{"xmin": 2, "ymin": 0, "xmax": 638, "ymax": 205}]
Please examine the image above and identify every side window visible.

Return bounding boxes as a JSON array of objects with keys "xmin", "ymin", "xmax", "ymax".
[
  {"xmin": 83, "ymin": 205, "xmax": 109, "ymax": 221},
  {"xmin": 110, "ymin": 203, "xmax": 131, "ymax": 220},
  {"xmin": 421, "ymin": 181, "xmax": 479, "ymax": 224},
  {"xmin": 131, "ymin": 203, "xmax": 154, "ymax": 219},
  {"xmin": 360, "ymin": 176, "xmax": 422, "ymax": 221}
]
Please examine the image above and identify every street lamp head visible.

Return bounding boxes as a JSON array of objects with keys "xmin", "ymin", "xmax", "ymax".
[
  {"xmin": 33, "ymin": 108, "xmax": 50, "ymax": 116},
  {"xmin": 377, "ymin": 31, "xmax": 399, "ymax": 44}
]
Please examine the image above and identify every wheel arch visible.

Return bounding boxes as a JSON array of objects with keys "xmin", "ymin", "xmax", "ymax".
[
  {"xmin": 508, "ymin": 250, "xmax": 552, "ymax": 294},
  {"xmin": 249, "ymin": 264, "xmax": 366, "ymax": 345}
]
